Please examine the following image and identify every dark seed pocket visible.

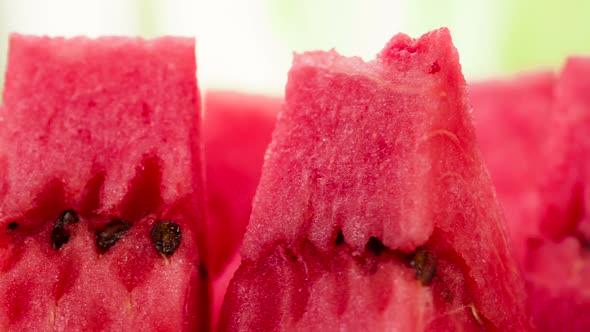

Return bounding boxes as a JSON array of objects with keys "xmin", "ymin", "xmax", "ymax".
[
  {"xmin": 96, "ymin": 220, "xmax": 132, "ymax": 253},
  {"xmin": 151, "ymin": 221, "xmax": 182, "ymax": 257}
]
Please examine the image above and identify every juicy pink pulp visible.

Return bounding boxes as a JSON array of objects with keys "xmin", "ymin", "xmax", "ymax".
[
  {"xmin": 538, "ymin": 59, "xmax": 590, "ymax": 332},
  {"xmin": 0, "ymin": 35, "xmax": 207, "ymax": 331},
  {"xmin": 203, "ymin": 91, "xmax": 279, "ymax": 329},
  {"xmin": 529, "ymin": 58, "xmax": 590, "ymax": 331},
  {"xmin": 471, "ymin": 59, "xmax": 590, "ymax": 331},
  {"xmin": 470, "ymin": 72, "xmax": 555, "ymax": 264},
  {"xmin": 204, "ymin": 91, "xmax": 280, "ymax": 278},
  {"xmin": 219, "ymin": 28, "xmax": 534, "ymax": 331}
]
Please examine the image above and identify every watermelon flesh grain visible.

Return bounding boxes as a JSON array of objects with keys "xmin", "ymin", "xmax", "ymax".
[
  {"xmin": 219, "ymin": 28, "xmax": 534, "ymax": 331},
  {"xmin": 0, "ymin": 35, "xmax": 207, "ymax": 331}
]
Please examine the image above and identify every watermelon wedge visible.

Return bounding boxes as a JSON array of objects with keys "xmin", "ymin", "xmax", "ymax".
[
  {"xmin": 470, "ymin": 72, "xmax": 555, "ymax": 263},
  {"xmin": 471, "ymin": 59, "xmax": 590, "ymax": 331},
  {"xmin": 523, "ymin": 57, "xmax": 590, "ymax": 331},
  {"xmin": 203, "ymin": 91, "xmax": 279, "ymax": 329},
  {"xmin": 0, "ymin": 35, "xmax": 207, "ymax": 331},
  {"xmin": 218, "ymin": 28, "xmax": 534, "ymax": 331}
]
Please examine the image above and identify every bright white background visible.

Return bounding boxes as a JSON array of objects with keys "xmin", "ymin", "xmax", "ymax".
[
  {"xmin": 0, "ymin": 0, "xmax": 506, "ymax": 97},
  {"xmin": 0, "ymin": 0, "xmax": 587, "ymax": 97}
]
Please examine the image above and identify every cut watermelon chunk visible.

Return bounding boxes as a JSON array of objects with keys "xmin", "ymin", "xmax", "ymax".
[
  {"xmin": 203, "ymin": 91, "xmax": 279, "ymax": 329},
  {"xmin": 472, "ymin": 59, "xmax": 590, "ymax": 331},
  {"xmin": 219, "ymin": 28, "xmax": 534, "ymax": 331},
  {"xmin": 523, "ymin": 57, "xmax": 590, "ymax": 331},
  {"xmin": 470, "ymin": 72, "xmax": 555, "ymax": 263},
  {"xmin": 0, "ymin": 35, "xmax": 207, "ymax": 331}
]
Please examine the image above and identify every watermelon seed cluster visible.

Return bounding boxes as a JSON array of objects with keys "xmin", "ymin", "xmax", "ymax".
[
  {"xmin": 46, "ymin": 209, "xmax": 184, "ymax": 257},
  {"xmin": 335, "ymin": 230, "xmax": 438, "ymax": 284}
]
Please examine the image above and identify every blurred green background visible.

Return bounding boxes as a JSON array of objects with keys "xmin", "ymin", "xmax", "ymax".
[{"xmin": 0, "ymin": 0, "xmax": 589, "ymax": 101}]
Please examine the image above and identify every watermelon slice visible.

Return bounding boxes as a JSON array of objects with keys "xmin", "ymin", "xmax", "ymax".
[
  {"xmin": 218, "ymin": 28, "xmax": 534, "ymax": 331},
  {"xmin": 470, "ymin": 72, "xmax": 555, "ymax": 263},
  {"xmin": 203, "ymin": 91, "xmax": 279, "ymax": 329},
  {"xmin": 522, "ymin": 57, "xmax": 590, "ymax": 331},
  {"xmin": 0, "ymin": 35, "xmax": 207, "ymax": 331}
]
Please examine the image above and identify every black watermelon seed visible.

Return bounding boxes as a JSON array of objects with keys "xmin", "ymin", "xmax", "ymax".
[
  {"xmin": 7, "ymin": 222, "xmax": 19, "ymax": 231},
  {"xmin": 51, "ymin": 226, "xmax": 70, "ymax": 250},
  {"xmin": 409, "ymin": 246, "xmax": 437, "ymax": 285},
  {"xmin": 366, "ymin": 236, "xmax": 386, "ymax": 256},
  {"xmin": 151, "ymin": 221, "xmax": 182, "ymax": 257},
  {"xmin": 96, "ymin": 220, "xmax": 132, "ymax": 253},
  {"xmin": 57, "ymin": 209, "xmax": 80, "ymax": 227},
  {"xmin": 51, "ymin": 210, "xmax": 80, "ymax": 251}
]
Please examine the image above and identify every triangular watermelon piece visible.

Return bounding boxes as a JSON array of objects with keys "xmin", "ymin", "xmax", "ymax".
[
  {"xmin": 219, "ymin": 28, "xmax": 534, "ymax": 331},
  {"xmin": 470, "ymin": 72, "xmax": 556, "ymax": 263},
  {"xmin": 203, "ymin": 91, "xmax": 279, "ymax": 329},
  {"xmin": 0, "ymin": 35, "xmax": 207, "ymax": 331}
]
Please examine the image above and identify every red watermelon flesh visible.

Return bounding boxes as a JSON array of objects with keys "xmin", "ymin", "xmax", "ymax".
[
  {"xmin": 219, "ymin": 28, "xmax": 534, "ymax": 331},
  {"xmin": 204, "ymin": 91, "xmax": 279, "ymax": 279},
  {"xmin": 470, "ymin": 72, "xmax": 555, "ymax": 263},
  {"xmin": 203, "ymin": 91, "xmax": 279, "ymax": 329},
  {"xmin": 0, "ymin": 35, "xmax": 207, "ymax": 331},
  {"xmin": 211, "ymin": 250, "xmax": 240, "ymax": 331},
  {"xmin": 523, "ymin": 57, "xmax": 590, "ymax": 331}
]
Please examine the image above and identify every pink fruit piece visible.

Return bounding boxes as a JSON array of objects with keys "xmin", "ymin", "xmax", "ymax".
[
  {"xmin": 470, "ymin": 71, "xmax": 556, "ymax": 263},
  {"xmin": 0, "ymin": 34, "xmax": 208, "ymax": 331},
  {"xmin": 218, "ymin": 28, "xmax": 534, "ymax": 331},
  {"xmin": 524, "ymin": 57, "xmax": 590, "ymax": 332},
  {"xmin": 204, "ymin": 91, "xmax": 280, "ymax": 278},
  {"xmin": 211, "ymin": 250, "xmax": 241, "ymax": 331},
  {"xmin": 203, "ymin": 91, "xmax": 279, "ymax": 329}
]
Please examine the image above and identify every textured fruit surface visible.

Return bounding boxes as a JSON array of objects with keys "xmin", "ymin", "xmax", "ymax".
[
  {"xmin": 0, "ymin": 35, "xmax": 207, "ymax": 331},
  {"xmin": 203, "ymin": 91, "xmax": 279, "ymax": 329},
  {"xmin": 471, "ymin": 72, "xmax": 555, "ymax": 263},
  {"xmin": 219, "ymin": 28, "xmax": 534, "ymax": 331},
  {"xmin": 211, "ymin": 250, "xmax": 241, "ymax": 331}
]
